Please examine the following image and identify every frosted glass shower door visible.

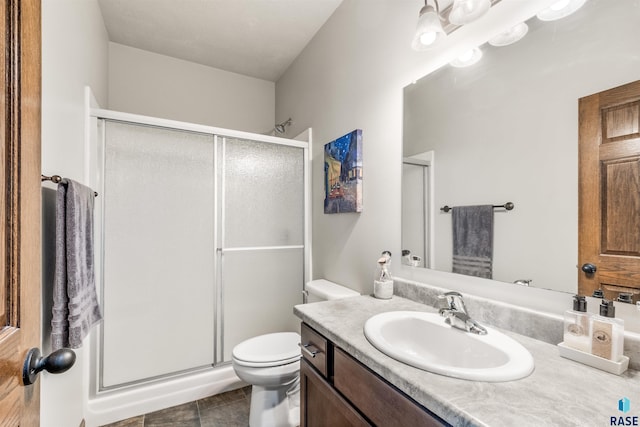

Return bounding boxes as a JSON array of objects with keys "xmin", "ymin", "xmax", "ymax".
[
  {"xmin": 219, "ymin": 137, "xmax": 305, "ymax": 361},
  {"xmin": 101, "ymin": 121, "xmax": 215, "ymax": 388}
]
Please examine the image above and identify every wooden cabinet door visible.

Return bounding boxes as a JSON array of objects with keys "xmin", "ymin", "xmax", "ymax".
[
  {"xmin": 300, "ymin": 359, "xmax": 370, "ymax": 427},
  {"xmin": 0, "ymin": 0, "xmax": 42, "ymax": 425},
  {"xmin": 578, "ymin": 79, "xmax": 640, "ymax": 301}
]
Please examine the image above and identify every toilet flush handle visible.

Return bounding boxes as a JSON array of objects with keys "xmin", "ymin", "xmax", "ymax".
[{"xmin": 298, "ymin": 342, "xmax": 321, "ymax": 358}]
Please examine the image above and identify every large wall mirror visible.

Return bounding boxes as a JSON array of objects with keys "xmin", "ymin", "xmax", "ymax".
[{"xmin": 402, "ymin": 0, "xmax": 640, "ymax": 293}]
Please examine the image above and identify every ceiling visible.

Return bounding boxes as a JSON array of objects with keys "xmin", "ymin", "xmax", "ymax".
[{"xmin": 97, "ymin": 0, "xmax": 344, "ymax": 82}]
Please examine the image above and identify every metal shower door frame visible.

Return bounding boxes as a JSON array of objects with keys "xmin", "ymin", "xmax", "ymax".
[
  {"xmin": 88, "ymin": 108, "xmax": 310, "ymax": 392},
  {"xmin": 215, "ymin": 135, "xmax": 309, "ymax": 363}
]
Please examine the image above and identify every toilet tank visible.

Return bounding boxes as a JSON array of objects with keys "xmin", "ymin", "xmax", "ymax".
[{"xmin": 305, "ymin": 279, "xmax": 359, "ymax": 303}]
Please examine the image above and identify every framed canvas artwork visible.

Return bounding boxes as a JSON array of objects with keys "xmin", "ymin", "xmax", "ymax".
[{"xmin": 324, "ymin": 129, "xmax": 363, "ymax": 213}]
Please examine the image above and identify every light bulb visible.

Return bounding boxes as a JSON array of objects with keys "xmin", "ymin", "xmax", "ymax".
[
  {"xmin": 458, "ymin": 49, "xmax": 474, "ymax": 62},
  {"xmin": 419, "ymin": 32, "xmax": 437, "ymax": 46},
  {"xmin": 450, "ymin": 47, "xmax": 483, "ymax": 67},
  {"xmin": 537, "ymin": 0, "xmax": 586, "ymax": 21},
  {"xmin": 411, "ymin": 3, "xmax": 445, "ymax": 51}
]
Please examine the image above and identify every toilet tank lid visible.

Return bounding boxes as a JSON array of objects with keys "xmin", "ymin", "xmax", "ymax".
[{"xmin": 306, "ymin": 279, "xmax": 359, "ymax": 300}]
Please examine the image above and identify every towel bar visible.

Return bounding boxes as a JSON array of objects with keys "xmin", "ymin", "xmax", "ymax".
[
  {"xmin": 440, "ymin": 202, "xmax": 514, "ymax": 213},
  {"xmin": 41, "ymin": 174, "xmax": 98, "ymax": 197}
]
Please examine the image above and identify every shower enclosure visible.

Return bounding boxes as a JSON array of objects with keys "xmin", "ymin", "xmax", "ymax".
[{"xmin": 86, "ymin": 107, "xmax": 309, "ymax": 422}]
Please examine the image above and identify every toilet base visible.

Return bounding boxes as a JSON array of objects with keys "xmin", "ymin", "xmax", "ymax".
[{"xmin": 249, "ymin": 380, "xmax": 300, "ymax": 427}]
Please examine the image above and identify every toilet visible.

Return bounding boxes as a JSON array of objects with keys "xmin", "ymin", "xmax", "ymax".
[{"xmin": 231, "ymin": 279, "xmax": 359, "ymax": 427}]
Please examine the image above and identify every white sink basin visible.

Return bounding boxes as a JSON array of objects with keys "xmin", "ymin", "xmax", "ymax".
[{"xmin": 364, "ymin": 311, "xmax": 534, "ymax": 382}]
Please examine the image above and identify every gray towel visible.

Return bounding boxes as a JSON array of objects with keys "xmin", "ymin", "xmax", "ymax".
[
  {"xmin": 452, "ymin": 205, "xmax": 494, "ymax": 279},
  {"xmin": 51, "ymin": 179, "xmax": 102, "ymax": 350}
]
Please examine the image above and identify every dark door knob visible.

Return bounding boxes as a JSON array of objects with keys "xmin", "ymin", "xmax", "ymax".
[
  {"xmin": 22, "ymin": 347, "xmax": 76, "ymax": 386},
  {"xmin": 581, "ymin": 263, "xmax": 597, "ymax": 274}
]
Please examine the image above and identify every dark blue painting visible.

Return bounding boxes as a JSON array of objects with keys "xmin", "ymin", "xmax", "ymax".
[{"xmin": 324, "ymin": 129, "xmax": 363, "ymax": 214}]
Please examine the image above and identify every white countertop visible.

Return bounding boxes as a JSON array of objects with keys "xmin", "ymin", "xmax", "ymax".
[{"xmin": 294, "ymin": 295, "xmax": 640, "ymax": 427}]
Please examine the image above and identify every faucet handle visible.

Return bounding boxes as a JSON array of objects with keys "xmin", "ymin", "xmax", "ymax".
[
  {"xmin": 437, "ymin": 293, "xmax": 451, "ymax": 312},
  {"xmin": 438, "ymin": 291, "xmax": 467, "ymax": 314},
  {"xmin": 443, "ymin": 291, "xmax": 463, "ymax": 298}
]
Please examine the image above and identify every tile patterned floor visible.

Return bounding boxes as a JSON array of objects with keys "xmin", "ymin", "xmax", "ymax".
[{"xmin": 101, "ymin": 386, "xmax": 251, "ymax": 427}]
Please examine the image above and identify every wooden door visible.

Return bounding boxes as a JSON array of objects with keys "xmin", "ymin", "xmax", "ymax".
[
  {"xmin": 578, "ymin": 80, "xmax": 640, "ymax": 302},
  {"xmin": 0, "ymin": 0, "xmax": 42, "ymax": 425}
]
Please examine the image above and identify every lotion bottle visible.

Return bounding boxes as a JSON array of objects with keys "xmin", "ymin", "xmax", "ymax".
[
  {"xmin": 373, "ymin": 251, "xmax": 393, "ymax": 299},
  {"xmin": 591, "ymin": 299, "xmax": 624, "ymax": 362},
  {"xmin": 563, "ymin": 295, "xmax": 592, "ymax": 353}
]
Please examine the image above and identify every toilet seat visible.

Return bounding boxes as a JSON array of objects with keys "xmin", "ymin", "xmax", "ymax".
[{"xmin": 232, "ymin": 332, "xmax": 301, "ymax": 368}]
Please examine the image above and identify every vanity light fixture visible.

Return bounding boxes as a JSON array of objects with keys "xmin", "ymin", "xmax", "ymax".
[
  {"xmin": 411, "ymin": 0, "xmax": 446, "ymax": 50},
  {"xmin": 488, "ymin": 22, "xmax": 529, "ymax": 47},
  {"xmin": 411, "ymin": 0, "xmax": 502, "ymax": 52},
  {"xmin": 537, "ymin": 0, "xmax": 587, "ymax": 21},
  {"xmin": 449, "ymin": 0, "xmax": 492, "ymax": 25},
  {"xmin": 450, "ymin": 47, "xmax": 483, "ymax": 67}
]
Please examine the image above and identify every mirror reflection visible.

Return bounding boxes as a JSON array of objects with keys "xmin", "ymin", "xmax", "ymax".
[{"xmin": 402, "ymin": 0, "xmax": 640, "ymax": 293}]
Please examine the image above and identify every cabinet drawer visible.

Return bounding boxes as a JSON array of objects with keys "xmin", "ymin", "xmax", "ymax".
[
  {"xmin": 300, "ymin": 323, "xmax": 328, "ymax": 377},
  {"xmin": 334, "ymin": 348, "xmax": 447, "ymax": 427}
]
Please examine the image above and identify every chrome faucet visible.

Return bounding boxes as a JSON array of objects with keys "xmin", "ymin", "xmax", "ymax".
[{"xmin": 438, "ymin": 291, "xmax": 487, "ymax": 335}]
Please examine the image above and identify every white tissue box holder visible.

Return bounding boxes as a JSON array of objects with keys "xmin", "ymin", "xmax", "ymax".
[{"xmin": 557, "ymin": 342, "xmax": 629, "ymax": 375}]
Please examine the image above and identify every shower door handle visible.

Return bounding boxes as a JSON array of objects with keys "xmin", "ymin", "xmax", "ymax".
[{"xmin": 22, "ymin": 347, "xmax": 76, "ymax": 385}]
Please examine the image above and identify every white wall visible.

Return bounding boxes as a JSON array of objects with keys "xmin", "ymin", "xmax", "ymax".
[
  {"xmin": 275, "ymin": 0, "xmax": 565, "ymax": 296},
  {"xmin": 108, "ymin": 43, "xmax": 275, "ymax": 134},
  {"xmin": 41, "ymin": 1, "xmax": 109, "ymax": 427},
  {"xmin": 277, "ymin": 1, "xmax": 420, "ymax": 294}
]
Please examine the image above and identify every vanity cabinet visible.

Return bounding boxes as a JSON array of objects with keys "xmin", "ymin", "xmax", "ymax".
[{"xmin": 300, "ymin": 323, "xmax": 448, "ymax": 427}]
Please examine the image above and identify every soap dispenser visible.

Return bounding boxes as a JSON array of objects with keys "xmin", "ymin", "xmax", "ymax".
[
  {"xmin": 373, "ymin": 251, "xmax": 393, "ymax": 299},
  {"xmin": 563, "ymin": 295, "xmax": 592, "ymax": 353},
  {"xmin": 591, "ymin": 299, "xmax": 624, "ymax": 362}
]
